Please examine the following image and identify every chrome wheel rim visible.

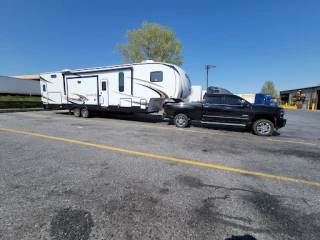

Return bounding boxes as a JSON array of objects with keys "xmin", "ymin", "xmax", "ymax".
[
  {"xmin": 257, "ymin": 122, "xmax": 271, "ymax": 134},
  {"xmin": 74, "ymin": 109, "xmax": 80, "ymax": 116},
  {"xmin": 82, "ymin": 109, "xmax": 88, "ymax": 117},
  {"xmin": 176, "ymin": 116, "xmax": 186, "ymax": 126}
]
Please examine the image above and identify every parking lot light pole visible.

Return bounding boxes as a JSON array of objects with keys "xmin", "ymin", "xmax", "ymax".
[{"xmin": 205, "ymin": 65, "xmax": 216, "ymax": 90}]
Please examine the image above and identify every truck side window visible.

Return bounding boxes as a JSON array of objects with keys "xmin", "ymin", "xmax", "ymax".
[
  {"xmin": 150, "ymin": 71, "xmax": 163, "ymax": 82},
  {"xmin": 205, "ymin": 96, "xmax": 224, "ymax": 104},
  {"xmin": 225, "ymin": 96, "xmax": 242, "ymax": 105}
]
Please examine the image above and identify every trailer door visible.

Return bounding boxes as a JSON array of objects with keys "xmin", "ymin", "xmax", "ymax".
[
  {"xmin": 106, "ymin": 68, "xmax": 133, "ymax": 107},
  {"xmin": 41, "ymin": 82, "xmax": 48, "ymax": 104},
  {"xmin": 100, "ymin": 79, "xmax": 109, "ymax": 107},
  {"xmin": 118, "ymin": 69, "xmax": 133, "ymax": 107}
]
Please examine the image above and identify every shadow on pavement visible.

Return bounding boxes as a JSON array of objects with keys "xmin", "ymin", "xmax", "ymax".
[
  {"xmin": 225, "ymin": 235, "xmax": 257, "ymax": 240},
  {"xmin": 55, "ymin": 111, "xmax": 282, "ymax": 136}
]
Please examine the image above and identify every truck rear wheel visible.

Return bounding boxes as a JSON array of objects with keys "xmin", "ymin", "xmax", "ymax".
[
  {"xmin": 174, "ymin": 113, "xmax": 189, "ymax": 128},
  {"xmin": 253, "ymin": 119, "xmax": 274, "ymax": 136},
  {"xmin": 73, "ymin": 108, "xmax": 81, "ymax": 117}
]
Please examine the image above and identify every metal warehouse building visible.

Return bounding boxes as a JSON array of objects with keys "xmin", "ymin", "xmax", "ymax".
[
  {"xmin": 0, "ymin": 75, "xmax": 41, "ymax": 96},
  {"xmin": 280, "ymin": 86, "xmax": 320, "ymax": 110}
]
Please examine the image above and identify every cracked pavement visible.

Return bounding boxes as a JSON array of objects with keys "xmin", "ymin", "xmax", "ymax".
[{"xmin": 0, "ymin": 110, "xmax": 319, "ymax": 240}]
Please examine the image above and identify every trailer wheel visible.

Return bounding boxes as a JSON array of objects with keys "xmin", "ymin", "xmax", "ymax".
[
  {"xmin": 174, "ymin": 113, "xmax": 189, "ymax": 128},
  {"xmin": 81, "ymin": 108, "xmax": 90, "ymax": 118},
  {"xmin": 252, "ymin": 119, "xmax": 274, "ymax": 136},
  {"xmin": 73, "ymin": 108, "xmax": 81, "ymax": 117}
]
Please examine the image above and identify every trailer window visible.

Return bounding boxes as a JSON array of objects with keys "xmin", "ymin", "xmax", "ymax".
[
  {"xmin": 42, "ymin": 84, "xmax": 46, "ymax": 92},
  {"xmin": 119, "ymin": 72, "xmax": 124, "ymax": 92},
  {"xmin": 150, "ymin": 71, "xmax": 163, "ymax": 82},
  {"xmin": 102, "ymin": 81, "xmax": 106, "ymax": 91},
  {"xmin": 51, "ymin": 74, "xmax": 57, "ymax": 78}
]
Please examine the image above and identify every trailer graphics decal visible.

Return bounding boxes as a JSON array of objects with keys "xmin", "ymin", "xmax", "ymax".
[
  {"xmin": 41, "ymin": 94, "xmax": 56, "ymax": 102},
  {"xmin": 133, "ymin": 78, "xmax": 165, "ymax": 89},
  {"xmin": 136, "ymin": 83, "xmax": 169, "ymax": 98},
  {"xmin": 39, "ymin": 76, "xmax": 53, "ymax": 84},
  {"xmin": 65, "ymin": 93, "xmax": 89, "ymax": 104}
]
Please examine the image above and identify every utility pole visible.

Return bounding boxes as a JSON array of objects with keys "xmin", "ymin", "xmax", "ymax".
[{"xmin": 205, "ymin": 65, "xmax": 216, "ymax": 90}]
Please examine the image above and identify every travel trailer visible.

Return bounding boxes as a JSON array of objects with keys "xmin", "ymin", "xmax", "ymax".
[{"xmin": 40, "ymin": 60, "xmax": 192, "ymax": 117}]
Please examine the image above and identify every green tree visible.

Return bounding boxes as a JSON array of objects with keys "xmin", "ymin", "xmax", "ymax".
[
  {"xmin": 115, "ymin": 21, "xmax": 184, "ymax": 66},
  {"xmin": 261, "ymin": 81, "xmax": 278, "ymax": 98}
]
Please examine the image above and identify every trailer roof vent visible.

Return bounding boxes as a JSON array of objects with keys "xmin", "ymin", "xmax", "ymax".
[
  {"xmin": 61, "ymin": 69, "xmax": 71, "ymax": 74},
  {"xmin": 141, "ymin": 60, "xmax": 154, "ymax": 63}
]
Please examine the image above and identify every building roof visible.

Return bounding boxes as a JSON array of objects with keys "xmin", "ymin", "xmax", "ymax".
[
  {"xmin": 10, "ymin": 74, "xmax": 40, "ymax": 80},
  {"xmin": 0, "ymin": 75, "xmax": 28, "ymax": 81},
  {"xmin": 280, "ymin": 85, "xmax": 320, "ymax": 93}
]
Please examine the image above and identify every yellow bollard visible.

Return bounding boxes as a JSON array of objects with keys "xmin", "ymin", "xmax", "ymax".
[{"xmin": 312, "ymin": 103, "xmax": 315, "ymax": 110}]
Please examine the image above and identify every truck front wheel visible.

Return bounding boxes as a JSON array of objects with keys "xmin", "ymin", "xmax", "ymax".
[
  {"xmin": 174, "ymin": 113, "xmax": 189, "ymax": 128},
  {"xmin": 253, "ymin": 119, "xmax": 274, "ymax": 136}
]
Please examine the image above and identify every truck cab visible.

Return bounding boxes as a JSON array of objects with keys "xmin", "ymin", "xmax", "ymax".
[{"xmin": 163, "ymin": 93, "xmax": 286, "ymax": 136}]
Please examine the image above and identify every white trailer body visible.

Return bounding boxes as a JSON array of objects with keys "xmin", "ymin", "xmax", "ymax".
[
  {"xmin": 40, "ymin": 61, "xmax": 191, "ymax": 115},
  {"xmin": 186, "ymin": 86, "xmax": 203, "ymax": 102}
]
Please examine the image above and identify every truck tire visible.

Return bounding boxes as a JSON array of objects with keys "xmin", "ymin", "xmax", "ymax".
[
  {"xmin": 252, "ymin": 119, "xmax": 274, "ymax": 136},
  {"xmin": 81, "ymin": 108, "xmax": 90, "ymax": 118},
  {"xmin": 73, "ymin": 108, "xmax": 81, "ymax": 117},
  {"xmin": 174, "ymin": 113, "xmax": 189, "ymax": 128}
]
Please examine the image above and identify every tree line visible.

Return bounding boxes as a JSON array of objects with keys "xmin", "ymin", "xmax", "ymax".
[{"xmin": 116, "ymin": 21, "xmax": 278, "ymax": 98}]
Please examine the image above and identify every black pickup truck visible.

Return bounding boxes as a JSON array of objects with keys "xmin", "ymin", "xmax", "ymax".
[{"xmin": 163, "ymin": 93, "xmax": 287, "ymax": 136}]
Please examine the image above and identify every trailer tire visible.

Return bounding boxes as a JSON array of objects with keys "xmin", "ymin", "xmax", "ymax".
[
  {"xmin": 73, "ymin": 108, "xmax": 81, "ymax": 117},
  {"xmin": 174, "ymin": 113, "xmax": 189, "ymax": 128},
  {"xmin": 81, "ymin": 108, "xmax": 90, "ymax": 118},
  {"xmin": 252, "ymin": 119, "xmax": 274, "ymax": 136}
]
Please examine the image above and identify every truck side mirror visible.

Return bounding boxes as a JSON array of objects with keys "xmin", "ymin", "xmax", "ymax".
[{"xmin": 240, "ymin": 99, "xmax": 247, "ymax": 107}]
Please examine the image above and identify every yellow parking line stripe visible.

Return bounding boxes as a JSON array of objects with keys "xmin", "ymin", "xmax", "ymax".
[
  {"xmin": 1, "ymin": 127, "xmax": 320, "ymax": 187},
  {"xmin": 18, "ymin": 112, "xmax": 230, "ymax": 136},
  {"xmin": 18, "ymin": 112, "xmax": 317, "ymax": 146},
  {"xmin": 267, "ymin": 138, "xmax": 316, "ymax": 146}
]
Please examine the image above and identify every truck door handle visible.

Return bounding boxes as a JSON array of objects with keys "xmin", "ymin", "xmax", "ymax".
[{"xmin": 225, "ymin": 107, "xmax": 231, "ymax": 109}]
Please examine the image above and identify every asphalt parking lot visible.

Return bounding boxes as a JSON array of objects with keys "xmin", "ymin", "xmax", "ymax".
[{"xmin": 0, "ymin": 109, "xmax": 319, "ymax": 240}]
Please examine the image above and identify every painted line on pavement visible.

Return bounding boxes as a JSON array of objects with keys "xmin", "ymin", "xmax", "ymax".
[
  {"xmin": 1, "ymin": 127, "xmax": 320, "ymax": 187},
  {"xmin": 18, "ymin": 112, "xmax": 231, "ymax": 136},
  {"xmin": 18, "ymin": 112, "xmax": 317, "ymax": 146}
]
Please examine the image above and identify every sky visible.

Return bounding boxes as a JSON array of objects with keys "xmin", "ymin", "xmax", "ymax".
[{"xmin": 1, "ymin": 0, "xmax": 320, "ymax": 93}]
